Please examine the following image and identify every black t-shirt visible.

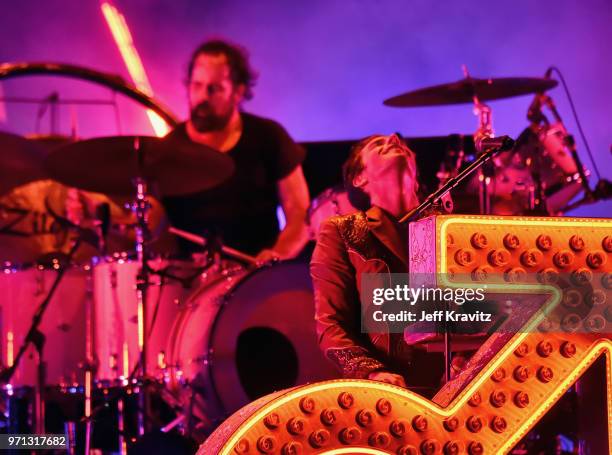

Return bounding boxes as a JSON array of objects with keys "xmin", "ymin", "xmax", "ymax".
[{"xmin": 163, "ymin": 113, "xmax": 305, "ymax": 256}]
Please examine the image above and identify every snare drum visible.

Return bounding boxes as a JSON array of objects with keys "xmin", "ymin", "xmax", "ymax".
[
  {"xmin": 0, "ymin": 263, "xmax": 88, "ymax": 386},
  {"xmin": 92, "ymin": 254, "xmax": 201, "ymax": 381},
  {"xmin": 164, "ymin": 260, "xmax": 337, "ymax": 438}
]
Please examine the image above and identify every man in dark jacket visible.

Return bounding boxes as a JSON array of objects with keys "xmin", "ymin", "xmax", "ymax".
[{"xmin": 311, "ymin": 134, "xmax": 444, "ymax": 390}]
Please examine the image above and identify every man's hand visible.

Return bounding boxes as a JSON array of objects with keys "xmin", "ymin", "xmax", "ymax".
[
  {"xmin": 255, "ymin": 248, "xmax": 281, "ymax": 267},
  {"xmin": 367, "ymin": 371, "xmax": 407, "ymax": 388}
]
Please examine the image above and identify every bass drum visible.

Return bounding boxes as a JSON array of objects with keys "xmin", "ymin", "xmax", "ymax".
[{"xmin": 164, "ymin": 260, "xmax": 337, "ymax": 437}]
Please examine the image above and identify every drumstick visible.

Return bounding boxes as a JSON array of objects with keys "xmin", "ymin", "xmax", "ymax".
[{"xmin": 168, "ymin": 226, "xmax": 257, "ymax": 265}]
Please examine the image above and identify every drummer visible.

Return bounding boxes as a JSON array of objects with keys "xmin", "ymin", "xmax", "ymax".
[{"xmin": 162, "ymin": 39, "xmax": 310, "ymax": 263}]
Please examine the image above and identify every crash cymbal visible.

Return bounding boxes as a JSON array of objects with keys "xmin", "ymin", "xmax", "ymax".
[
  {"xmin": 383, "ymin": 77, "xmax": 558, "ymax": 107},
  {"xmin": 0, "ymin": 131, "xmax": 48, "ymax": 196},
  {"xmin": 44, "ymin": 135, "xmax": 235, "ymax": 196}
]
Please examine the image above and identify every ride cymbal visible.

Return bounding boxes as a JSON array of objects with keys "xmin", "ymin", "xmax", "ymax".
[{"xmin": 384, "ymin": 76, "xmax": 558, "ymax": 107}]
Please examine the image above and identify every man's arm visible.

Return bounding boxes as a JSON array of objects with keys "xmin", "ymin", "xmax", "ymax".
[
  {"xmin": 310, "ymin": 218, "xmax": 392, "ymax": 379},
  {"xmin": 259, "ymin": 164, "xmax": 310, "ymax": 261}
]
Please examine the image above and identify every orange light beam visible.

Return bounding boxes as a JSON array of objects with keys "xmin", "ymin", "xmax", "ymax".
[{"xmin": 101, "ymin": 2, "xmax": 169, "ymax": 137}]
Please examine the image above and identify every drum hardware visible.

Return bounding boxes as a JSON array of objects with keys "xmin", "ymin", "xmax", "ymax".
[{"xmin": 454, "ymin": 64, "xmax": 506, "ymax": 216}]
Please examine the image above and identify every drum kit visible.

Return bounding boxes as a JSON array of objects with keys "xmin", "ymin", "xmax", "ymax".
[
  {"xmin": 0, "ymin": 67, "xmax": 600, "ymax": 453},
  {"xmin": 0, "ymin": 132, "xmax": 336, "ymax": 452}
]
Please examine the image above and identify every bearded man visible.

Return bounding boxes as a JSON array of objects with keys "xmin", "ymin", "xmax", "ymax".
[{"xmin": 163, "ymin": 40, "xmax": 310, "ymax": 262}]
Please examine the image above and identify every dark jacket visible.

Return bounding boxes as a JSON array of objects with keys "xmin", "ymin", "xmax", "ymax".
[{"xmin": 310, "ymin": 205, "xmax": 416, "ymax": 380}]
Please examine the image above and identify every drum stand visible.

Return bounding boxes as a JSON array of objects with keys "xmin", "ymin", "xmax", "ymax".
[{"xmin": 471, "ymin": 108, "xmax": 494, "ymax": 213}]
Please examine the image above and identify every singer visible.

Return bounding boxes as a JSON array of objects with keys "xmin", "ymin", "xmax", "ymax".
[{"xmin": 310, "ymin": 133, "xmax": 448, "ymax": 392}]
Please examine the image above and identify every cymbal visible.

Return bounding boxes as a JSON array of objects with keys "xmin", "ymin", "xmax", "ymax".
[
  {"xmin": 383, "ymin": 77, "xmax": 558, "ymax": 107},
  {"xmin": 0, "ymin": 131, "xmax": 48, "ymax": 196},
  {"xmin": 44, "ymin": 135, "xmax": 235, "ymax": 196}
]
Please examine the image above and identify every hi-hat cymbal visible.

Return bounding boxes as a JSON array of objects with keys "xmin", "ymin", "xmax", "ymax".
[
  {"xmin": 0, "ymin": 131, "xmax": 48, "ymax": 196},
  {"xmin": 383, "ymin": 77, "xmax": 558, "ymax": 107},
  {"xmin": 44, "ymin": 135, "xmax": 235, "ymax": 196}
]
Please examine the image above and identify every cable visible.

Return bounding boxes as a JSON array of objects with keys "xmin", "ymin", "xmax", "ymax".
[{"xmin": 547, "ymin": 66, "xmax": 602, "ymax": 181}]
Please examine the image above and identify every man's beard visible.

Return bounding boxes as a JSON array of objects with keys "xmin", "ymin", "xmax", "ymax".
[{"xmin": 190, "ymin": 101, "xmax": 233, "ymax": 133}]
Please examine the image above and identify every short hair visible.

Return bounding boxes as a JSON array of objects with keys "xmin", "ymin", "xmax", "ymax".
[
  {"xmin": 342, "ymin": 134, "xmax": 419, "ymax": 211},
  {"xmin": 187, "ymin": 39, "xmax": 258, "ymax": 100}
]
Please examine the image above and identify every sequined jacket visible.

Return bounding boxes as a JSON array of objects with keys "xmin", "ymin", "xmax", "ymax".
[{"xmin": 310, "ymin": 205, "xmax": 415, "ymax": 380}]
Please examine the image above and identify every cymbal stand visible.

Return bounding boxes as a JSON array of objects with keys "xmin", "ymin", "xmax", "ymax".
[
  {"xmin": 463, "ymin": 65, "xmax": 495, "ymax": 215},
  {"xmin": 130, "ymin": 137, "xmax": 153, "ymax": 436}
]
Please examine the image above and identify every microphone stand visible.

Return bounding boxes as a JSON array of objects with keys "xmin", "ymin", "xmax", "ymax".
[
  {"xmin": 399, "ymin": 136, "xmax": 515, "ymax": 383},
  {"xmin": 399, "ymin": 136, "xmax": 515, "ymax": 224}
]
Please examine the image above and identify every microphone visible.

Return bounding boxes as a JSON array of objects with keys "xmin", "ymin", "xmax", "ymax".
[{"xmin": 475, "ymin": 135, "xmax": 515, "ymax": 154}]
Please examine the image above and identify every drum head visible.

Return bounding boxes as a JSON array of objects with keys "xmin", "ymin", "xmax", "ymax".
[{"xmin": 208, "ymin": 261, "xmax": 337, "ymax": 414}]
